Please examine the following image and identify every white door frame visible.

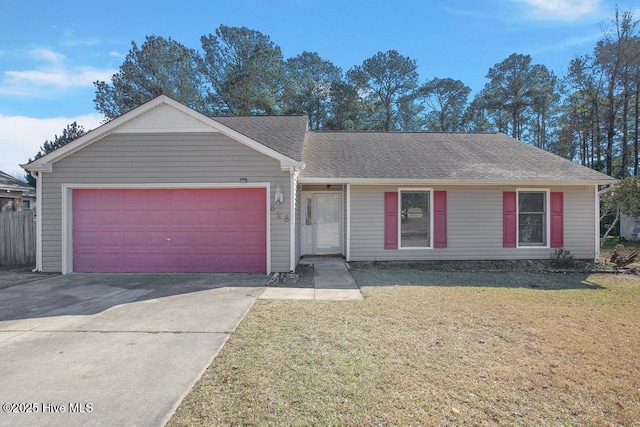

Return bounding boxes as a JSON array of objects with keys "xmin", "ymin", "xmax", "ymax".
[{"xmin": 313, "ymin": 192, "xmax": 343, "ymax": 254}]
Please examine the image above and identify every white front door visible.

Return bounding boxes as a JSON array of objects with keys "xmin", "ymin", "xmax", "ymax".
[
  {"xmin": 301, "ymin": 192, "xmax": 343, "ymax": 255},
  {"xmin": 314, "ymin": 193, "xmax": 342, "ymax": 254}
]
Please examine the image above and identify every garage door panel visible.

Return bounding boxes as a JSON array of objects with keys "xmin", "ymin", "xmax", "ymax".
[
  {"xmin": 216, "ymin": 191, "xmax": 236, "ymax": 204},
  {"xmin": 123, "ymin": 209, "xmax": 146, "ymax": 225},
  {"xmin": 74, "ymin": 253, "xmax": 97, "ymax": 271},
  {"xmin": 123, "ymin": 254, "xmax": 147, "ymax": 270},
  {"xmin": 122, "ymin": 231, "xmax": 147, "ymax": 248},
  {"xmin": 243, "ymin": 231, "xmax": 267, "ymax": 248},
  {"xmin": 217, "ymin": 210, "xmax": 239, "ymax": 225},
  {"xmin": 194, "ymin": 209, "xmax": 215, "ymax": 224},
  {"xmin": 194, "ymin": 231, "xmax": 218, "ymax": 248},
  {"xmin": 219, "ymin": 253, "xmax": 263, "ymax": 273},
  {"xmin": 74, "ymin": 230, "xmax": 97, "ymax": 248},
  {"xmin": 98, "ymin": 230, "xmax": 124, "ymax": 247},
  {"xmin": 171, "ymin": 190, "xmax": 194, "ymax": 205},
  {"xmin": 143, "ymin": 231, "xmax": 171, "ymax": 247},
  {"xmin": 170, "ymin": 209, "xmax": 193, "ymax": 225},
  {"xmin": 75, "ymin": 190, "xmax": 100, "ymax": 208},
  {"xmin": 218, "ymin": 230, "xmax": 240, "ymax": 248},
  {"xmin": 96, "ymin": 253, "xmax": 123, "ymax": 272},
  {"xmin": 218, "ymin": 253, "xmax": 243, "ymax": 271},
  {"xmin": 121, "ymin": 190, "xmax": 142, "ymax": 204},
  {"xmin": 145, "ymin": 191, "xmax": 167, "ymax": 209},
  {"xmin": 98, "ymin": 189, "xmax": 121, "ymax": 204},
  {"xmin": 147, "ymin": 210, "xmax": 170, "ymax": 226},
  {"xmin": 99, "ymin": 213, "xmax": 121, "ymax": 227},
  {"xmin": 73, "ymin": 188, "xmax": 266, "ymax": 273},
  {"xmin": 198, "ymin": 197, "xmax": 217, "ymax": 211},
  {"xmin": 243, "ymin": 208, "xmax": 265, "ymax": 224},
  {"xmin": 169, "ymin": 232, "xmax": 193, "ymax": 247},
  {"xmin": 240, "ymin": 253, "xmax": 267, "ymax": 271},
  {"xmin": 74, "ymin": 213, "xmax": 99, "ymax": 228}
]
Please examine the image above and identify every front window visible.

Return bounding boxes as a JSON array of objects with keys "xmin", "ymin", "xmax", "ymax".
[
  {"xmin": 400, "ymin": 190, "xmax": 430, "ymax": 248},
  {"xmin": 519, "ymin": 191, "xmax": 546, "ymax": 246}
]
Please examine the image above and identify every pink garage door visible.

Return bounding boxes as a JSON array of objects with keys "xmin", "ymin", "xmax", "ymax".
[{"xmin": 73, "ymin": 188, "xmax": 266, "ymax": 273}]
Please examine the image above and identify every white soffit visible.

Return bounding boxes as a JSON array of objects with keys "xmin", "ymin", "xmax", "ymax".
[{"xmin": 113, "ymin": 103, "xmax": 218, "ymax": 133}]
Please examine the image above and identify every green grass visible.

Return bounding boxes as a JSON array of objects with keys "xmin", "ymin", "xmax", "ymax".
[{"xmin": 169, "ymin": 271, "xmax": 640, "ymax": 426}]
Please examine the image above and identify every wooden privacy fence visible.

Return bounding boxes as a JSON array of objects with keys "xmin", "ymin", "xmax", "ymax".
[{"xmin": 0, "ymin": 210, "xmax": 35, "ymax": 267}]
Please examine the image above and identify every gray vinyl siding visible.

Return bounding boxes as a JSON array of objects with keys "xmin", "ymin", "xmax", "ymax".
[
  {"xmin": 350, "ymin": 185, "xmax": 597, "ymax": 261},
  {"xmin": 41, "ymin": 132, "xmax": 291, "ymax": 273}
]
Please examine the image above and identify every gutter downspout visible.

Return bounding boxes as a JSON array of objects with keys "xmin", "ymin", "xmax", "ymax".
[
  {"xmin": 346, "ymin": 183, "xmax": 351, "ymax": 261},
  {"xmin": 289, "ymin": 166, "xmax": 298, "ymax": 272},
  {"xmin": 30, "ymin": 171, "xmax": 42, "ymax": 272}
]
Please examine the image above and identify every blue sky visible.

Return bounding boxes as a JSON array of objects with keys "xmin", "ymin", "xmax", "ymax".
[{"xmin": 0, "ymin": 0, "xmax": 638, "ymax": 175}]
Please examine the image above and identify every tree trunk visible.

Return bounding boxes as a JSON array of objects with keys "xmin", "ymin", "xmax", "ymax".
[
  {"xmin": 621, "ymin": 85, "xmax": 629, "ymax": 177},
  {"xmin": 635, "ymin": 83, "xmax": 639, "ymax": 175},
  {"xmin": 600, "ymin": 207, "xmax": 621, "ymax": 247},
  {"xmin": 594, "ymin": 99, "xmax": 602, "ymax": 171}
]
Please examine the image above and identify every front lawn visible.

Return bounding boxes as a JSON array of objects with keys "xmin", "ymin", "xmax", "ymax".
[{"xmin": 169, "ymin": 269, "xmax": 639, "ymax": 426}]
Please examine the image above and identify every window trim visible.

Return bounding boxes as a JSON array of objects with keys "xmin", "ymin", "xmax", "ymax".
[
  {"xmin": 516, "ymin": 188, "xmax": 550, "ymax": 249},
  {"xmin": 398, "ymin": 187, "xmax": 433, "ymax": 250}
]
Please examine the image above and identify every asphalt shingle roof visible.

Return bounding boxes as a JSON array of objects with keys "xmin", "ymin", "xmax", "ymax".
[
  {"xmin": 214, "ymin": 115, "xmax": 308, "ymax": 162},
  {"xmin": 0, "ymin": 170, "xmax": 35, "ymax": 193},
  {"xmin": 301, "ymin": 131, "xmax": 615, "ymax": 183}
]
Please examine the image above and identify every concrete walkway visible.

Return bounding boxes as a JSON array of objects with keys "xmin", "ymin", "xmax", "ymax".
[{"xmin": 260, "ymin": 258, "xmax": 363, "ymax": 301}]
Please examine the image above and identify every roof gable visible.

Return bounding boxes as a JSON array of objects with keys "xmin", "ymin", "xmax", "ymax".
[
  {"xmin": 24, "ymin": 95, "xmax": 303, "ymax": 172},
  {"xmin": 113, "ymin": 101, "xmax": 214, "ymax": 133}
]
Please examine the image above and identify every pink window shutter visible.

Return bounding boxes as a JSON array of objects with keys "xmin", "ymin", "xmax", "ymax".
[
  {"xmin": 503, "ymin": 191, "xmax": 517, "ymax": 248},
  {"xmin": 384, "ymin": 192, "xmax": 398, "ymax": 249},
  {"xmin": 433, "ymin": 191, "xmax": 447, "ymax": 248},
  {"xmin": 550, "ymin": 192, "xmax": 564, "ymax": 248}
]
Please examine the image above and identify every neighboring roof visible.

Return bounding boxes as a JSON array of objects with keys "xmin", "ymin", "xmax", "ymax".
[
  {"xmin": 214, "ymin": 116, "xmax": 308, "ymax": 162},
  {"xmin": 301, "ymin": 131, "xmax": 616, "ymax": 184},
  {"xmin": 0, "ymin": 170, "xmax": 35, "ymax": 195}
]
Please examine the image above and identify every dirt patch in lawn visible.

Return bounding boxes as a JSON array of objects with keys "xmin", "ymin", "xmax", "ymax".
[
  {"xmin": 267, "ymin": 263, "xmax": 315, "ymax": 288},
  {"xmin": 169, "ymin": 271, "xmax": 639, "ymax": 426}
]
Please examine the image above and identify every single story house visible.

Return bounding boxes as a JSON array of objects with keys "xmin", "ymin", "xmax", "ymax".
[
  {"xmin": 24, "ymin": 95, "xmax": 615, "ymax": 274},
  {"xmin": 0, "ymin": 170, "xmax": 35, "ymax": 213}
]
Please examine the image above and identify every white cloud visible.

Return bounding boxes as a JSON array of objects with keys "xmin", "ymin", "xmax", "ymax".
[
  {"xmin": 0, "ymin": 48, "xmax": 116, "ymax": 97},
  {"xmin": 531, "ymin": 31, "xmax": 603, "ymax": 54},
  {"xmin": 516, "ymin": 0, "xmax": 599, "ymax": 21},
  {"xmin": 3, "ymin": 67, "xmax": 115, "ymax": 91},
  {"xmin": 32, "ymin": 48, "xmax": 65, "ymax": 64},
  {"xmin": 0, "ymin": 113, "xmax": 104, "ymax": 173}
]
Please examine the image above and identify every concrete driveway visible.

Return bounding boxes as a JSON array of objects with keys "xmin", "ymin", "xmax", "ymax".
[{"xmin": 0, "ymin": 272, "xmax": 266, "ymax": 426}]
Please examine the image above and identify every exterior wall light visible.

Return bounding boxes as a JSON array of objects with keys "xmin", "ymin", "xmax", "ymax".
[{"xmin": 274, "ymin": 186, "xmax": 283, "ymax": 204}]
